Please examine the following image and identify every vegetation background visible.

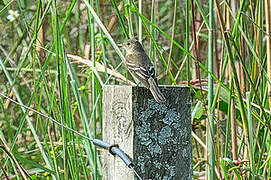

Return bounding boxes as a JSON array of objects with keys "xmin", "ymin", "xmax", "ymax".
[{"xmin": 0, "ymin": 0, "xmax": 270, "ymax": 179}]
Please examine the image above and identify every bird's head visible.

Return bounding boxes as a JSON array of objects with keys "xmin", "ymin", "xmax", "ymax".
[{"xmin": 118, "ymin": 38, "xmax": 143, "ymax": 55}]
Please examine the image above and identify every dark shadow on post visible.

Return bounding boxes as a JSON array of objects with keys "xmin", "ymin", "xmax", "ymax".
[{"xmin": 133, "ymin": 86, "xmax": 192, "ymax": 179}]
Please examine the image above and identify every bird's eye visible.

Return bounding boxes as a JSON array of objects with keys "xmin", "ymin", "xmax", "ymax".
[{"xmin": 127, "ymin": 42, "xmax": 130, "ymax": 46}]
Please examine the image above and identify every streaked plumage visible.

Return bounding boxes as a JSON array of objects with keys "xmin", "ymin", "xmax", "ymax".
[{"xmin": 119, "ymin": 38, "xmax": 166, "ymax": 103}]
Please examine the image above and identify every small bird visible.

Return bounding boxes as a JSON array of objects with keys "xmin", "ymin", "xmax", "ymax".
[{"xmin": 118, "ymin": 38, "xmax": 166, "ymax": 103}]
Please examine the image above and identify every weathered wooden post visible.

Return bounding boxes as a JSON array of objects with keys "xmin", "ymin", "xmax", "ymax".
[{"xmin": 102, "ymin": 85, "xmax": 192, "ymax": 179}]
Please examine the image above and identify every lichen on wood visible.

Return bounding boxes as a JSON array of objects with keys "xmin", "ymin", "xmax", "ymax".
[{"xmin": 132, "ymin": 86, "xmax": 191, "ymax": 179}]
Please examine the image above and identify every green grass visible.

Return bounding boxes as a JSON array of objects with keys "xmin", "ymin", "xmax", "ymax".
[{"xmin": 0, "ymin": 0, "xmax": 270, "ymax": 179}]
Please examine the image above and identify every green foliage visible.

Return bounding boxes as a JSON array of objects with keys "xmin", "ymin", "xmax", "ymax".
[{"xmin": 0, "ymin": 0, "xmax": 270, "ymax": 179}]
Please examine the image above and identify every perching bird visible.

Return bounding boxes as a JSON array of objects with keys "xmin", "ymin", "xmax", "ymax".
[{"xmin": 118, "ymin": 38, "xmax": 166, "ymax": 103}]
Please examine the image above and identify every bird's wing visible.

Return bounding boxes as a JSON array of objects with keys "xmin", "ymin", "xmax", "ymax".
[{"xmin": 125, "ymin": 55, "xmax": 155, "ymax": 88}]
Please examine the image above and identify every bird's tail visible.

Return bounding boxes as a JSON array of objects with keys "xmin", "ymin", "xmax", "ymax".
[{"xmin": 148, "ymin": 78, "xmax": 166, "ymax": 103}]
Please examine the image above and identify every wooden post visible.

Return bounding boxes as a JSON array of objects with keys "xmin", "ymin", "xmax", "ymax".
[{"xmin": 102, "ymin": 85, "xmax": 192, "ymax": 179}]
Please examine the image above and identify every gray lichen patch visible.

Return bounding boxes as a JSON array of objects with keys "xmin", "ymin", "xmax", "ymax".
[
  {"xmin": 158, "ymin": 126, "xmax": 172, "ymax": 145},
  {"xmin": 135, "ymin": 121, "xmax": 152, "ymax": 146},
  {"xmin": 132, "ymin": 86, "xmax": 192, "ymax": 180},
  {"xmin": 147, "ymin": 143, "xmax": 162, "ymax": 156}
]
